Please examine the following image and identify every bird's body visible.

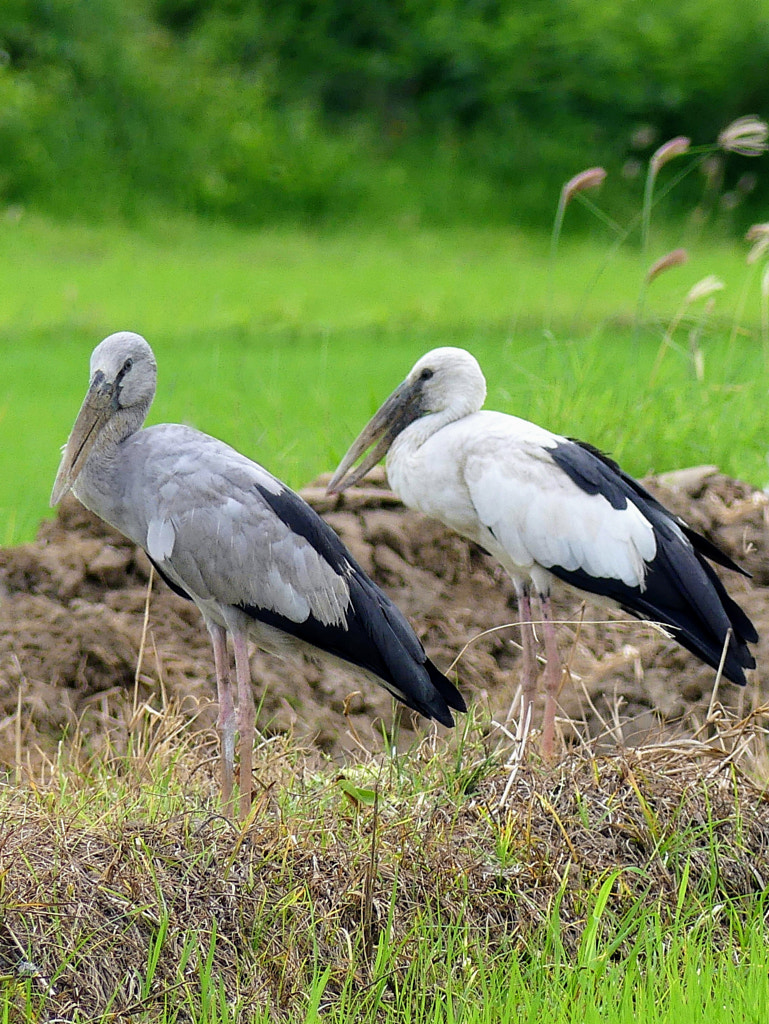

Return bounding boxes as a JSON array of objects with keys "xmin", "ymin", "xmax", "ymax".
[
  {"xmin": 52, "ymin": 333, "xmax": 465, "ymax": 816},
  {"xmin": 73, "ymin": 420, "xmax": 457, "ymax": 708},
  {"xmin": 328, "ymin": 347, "xmax": 757, "ymax": 754},
  {"xmin": 387, "ymin": 409, "xmax": 655, "ymax": 585}
]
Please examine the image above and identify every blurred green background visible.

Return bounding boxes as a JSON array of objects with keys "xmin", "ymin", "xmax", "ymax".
[
  {"xmin": 3, "ymin": 1, "xmax": 769, "ymax": 546},
  {"xmin": 3, "ymin": 0, "xmax": 769, "ymax": 227}
]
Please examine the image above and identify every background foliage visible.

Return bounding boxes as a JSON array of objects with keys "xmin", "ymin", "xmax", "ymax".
[{"xmin": 2, "ymin": 0, "xmax": 769, "ymax": 225}]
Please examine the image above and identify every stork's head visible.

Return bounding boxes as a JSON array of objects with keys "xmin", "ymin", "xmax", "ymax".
[
  {"xmin": 327, "ymin": 347, "xmax": 487, "ymax": 494},
  {"xmin": 51, "ymin": 332, "xmax": 157, "ymax": 505}
]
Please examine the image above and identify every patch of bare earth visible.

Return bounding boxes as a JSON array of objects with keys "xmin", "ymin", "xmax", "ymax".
[{"xmin": 0, "ymin": 466, "xmax": 767, "ymax": 767}]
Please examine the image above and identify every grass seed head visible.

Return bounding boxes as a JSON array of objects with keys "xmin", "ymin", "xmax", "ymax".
[
  {"xmin": 746, "ymin": 222, "xmax": 769, "ymax": 241},
  {"xmin": 745, "ymin": 224, "xmax": 769, "ymax": 264},
  {"xmin": 746, "ymin": 223, "xmax": 769, "ymax": 263},
  {"xmin": 685, "ymin": 275, "xmax": 724, "ymax": 304},
  {"xmin": 747, "ymin": 236, "xmax": 769, "ymax": 265},
  {"xmin": 645, "ymin": 247, "xmax": 689, "ymax": 284},
  {"xmin": 561, "ymin": 166, "xmax": 607, "ymax": 205},
  {"xmin": 718, "ymin": 116, "xmax": 769, "ymax": 156},
  {"xmin": 650, "ymin": 136, "xmax": 691, "ymax": 176}
]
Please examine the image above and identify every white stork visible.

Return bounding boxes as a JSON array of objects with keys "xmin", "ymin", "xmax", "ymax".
[
  {"xmin": 327, "ymin": 347, "xmax": 757, "ymax": 755},
  {"xmin": 51, "ymin": 332, "xmax": 465, "ymax": 817}
]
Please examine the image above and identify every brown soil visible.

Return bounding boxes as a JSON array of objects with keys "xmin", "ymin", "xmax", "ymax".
[{"xmin": 1, "ymin": 466, "xmax": 767, "ymax": 768}]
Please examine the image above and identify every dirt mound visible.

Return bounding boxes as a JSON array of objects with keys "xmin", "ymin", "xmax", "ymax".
[{"xmin": 1, "ymin": 467, "xmax": 767, "ymax": 767}]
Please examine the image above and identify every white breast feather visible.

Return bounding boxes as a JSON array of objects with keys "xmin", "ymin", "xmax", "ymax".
[
  {"xmin": 389, "ymin": 413, "xmax": 658, "ymax": 589},
  {"xmin": 147, "ymin": 517, "xmax": 176, "ymax": 562}
]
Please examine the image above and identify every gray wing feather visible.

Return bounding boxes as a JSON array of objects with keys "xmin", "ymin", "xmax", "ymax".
[{"xmin": 128, "ymin": 425, "xmax": 351, "ymax": 626}]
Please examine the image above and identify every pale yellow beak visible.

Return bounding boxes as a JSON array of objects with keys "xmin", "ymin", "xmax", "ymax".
[
  {"xmin": 327, "ymin": 378, "xmax": 423, "ymax": 494},
  {"xmin": 50, "ymin": 372, "xmax": 115, "ymax": 506}
]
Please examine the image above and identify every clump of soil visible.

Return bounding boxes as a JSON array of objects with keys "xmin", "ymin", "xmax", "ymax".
[{"xmin": 0, "ymin": 466, "xmax": 767, "ymax": 768}]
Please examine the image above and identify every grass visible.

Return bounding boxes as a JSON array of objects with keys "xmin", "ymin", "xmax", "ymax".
[
  {"xmin": 2, "ymin": 212, "xmax": 769, "ymax": 545},
  {"xmin": 2, "ymin": 701, "xmax": 769, "ymax": 1022}
]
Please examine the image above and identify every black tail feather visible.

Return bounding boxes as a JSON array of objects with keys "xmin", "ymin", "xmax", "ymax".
[
  {"xmin": 237, "ymin": 569, "xmax": 465, "ymax": 727},
  {"xmin": 550, "ymin": 521, "xmax": 756, "ymax": 686},
  {"xmin": 553, "ymin": 440, "xmax": 757, "ymax": 685}
]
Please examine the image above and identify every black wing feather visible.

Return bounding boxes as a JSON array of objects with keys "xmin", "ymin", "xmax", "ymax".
[
  {"xmin": 548, "ymin": 439, "xmax": 757, "ymax": 685},
  {"xmin": 236, "ymin": 481, "xmax": 466, "ymax": 726},
  {"xmin": 565, "ymin": 439, "xmax": 751, "ymax": 577}
]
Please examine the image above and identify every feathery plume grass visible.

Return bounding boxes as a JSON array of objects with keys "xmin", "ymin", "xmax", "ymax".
[
  {"xmin": 724, "ymin": 223, "xmax": 769, "ymax": 354},
  {"xmin": 650, "ymin": 136, "xmax": 691, "ymax": 177},
  {"xmin": 642, "ymin": 137, "xmax": 690, "ymax": 255},
  {"xmin": 747, "ymin": 236, "xmax": 769, "ymax": 265},
  {"xmin": 684, "ymin": 274, "xmax": 724, "ymax": 304},
  {"xmin": 637, "ymin": 248, "xmax": 689, "ymax": 347},
  {"xmin": 645, "ymin": 248, "xmax": 689, "ymax": 284},
  {"xmin": 746, "ymin": 223, "xmax": 769, "ymax": 264},
  {"xmin": 547, "ymin": 167, "xmax": 606, "ymax": 333},
  {"xmin": 745, "ymin": 222, "xmax": 769, "ymax": 241},
  {"xmin": 718, "ymin": 116, "xmax": 769, "ymax": 157},
  {"xmin": 649, "ymin": 270, "xmax": 722, "ymax": 385},
  {"xmin": 561, "ymin": 166, "xmax": 608, "ymax": 205},
  {"xmin": 731, "ymin": 222, "xmax": 769, "ymax": 362},
  {"xmin": 688, "ymin": 297, "xmax": 716, "ymax": 381}
]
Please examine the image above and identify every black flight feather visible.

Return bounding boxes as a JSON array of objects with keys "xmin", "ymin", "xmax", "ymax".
[
  {"xmin": 545, "ymin": 439, "xmax": 756, "ymax": 685},
  {"xmin": 240, "ymin": 481, "xmax": 466, "ymax": 726}
]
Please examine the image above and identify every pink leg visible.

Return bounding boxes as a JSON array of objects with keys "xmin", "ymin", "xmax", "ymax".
[
  {"xmin": 209, "ymin": 623, "xmax": 236, "ymax": 816},
  {"xmin": 540, "ymin": 594, "xmax": 563, "ymax": 758},
  {"xmin": 232, "ymin": 629, "xmax": 256, "ymax": 819},
  {"xmin": 517, "ymin": 585, "xmax": 538, "ymax": 737}
]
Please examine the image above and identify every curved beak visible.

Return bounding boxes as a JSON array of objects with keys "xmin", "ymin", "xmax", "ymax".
[
  {"xmin": 50, "ymin": 371, "xmax": 115, "ymax": 506},
  {"xmin": 327, "ymin": 378, "xmax": 423, "ymax": 494}
]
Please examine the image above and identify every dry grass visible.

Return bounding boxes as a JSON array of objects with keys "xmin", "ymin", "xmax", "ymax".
[{"xmin": 1, "ymin": 696, "xmax": 768, "ymax": 1022}]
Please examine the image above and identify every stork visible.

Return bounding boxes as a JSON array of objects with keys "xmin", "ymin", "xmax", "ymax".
[
  {"xmin": 51, "ymin": 333, "xmax": 465, "ymax": 817},
  {"xmin": 327, "ymin": 347, "xmax": 757, "ymax": 755}
]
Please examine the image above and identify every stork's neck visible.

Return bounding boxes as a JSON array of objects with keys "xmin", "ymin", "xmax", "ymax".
[
  {"xmin": 386, "ymin": 407, "xmax": 465, "ymax": 485},
  {"xmin": 401, "ymin": 405, "xmax": 468, "ymax": 450},
  {"xmin": 95, "ymin": 401, "xmax": 150, "ymax": 457},
  {"xmin": 72, "ymin": 404, "xmax": 149, "ymax": 528}
]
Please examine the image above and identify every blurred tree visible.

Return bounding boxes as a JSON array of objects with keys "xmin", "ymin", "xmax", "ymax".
[{"xmin": 1, "ymin": 0, "xmax": 768, "ymax": 225}]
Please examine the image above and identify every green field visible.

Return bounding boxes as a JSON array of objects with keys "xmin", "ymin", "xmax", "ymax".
[{"xmin": 2, "ymin": 214, "xmax": 768, "ymax": 545}]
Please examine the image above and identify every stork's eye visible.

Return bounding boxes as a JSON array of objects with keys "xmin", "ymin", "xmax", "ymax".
[
  {"xmin": 123, "ymin": 358, "xmax": 133, "ymax": 372},
  {"xmin": 419, "ymin": 367, "xmax": 434, "ymax": 381}
]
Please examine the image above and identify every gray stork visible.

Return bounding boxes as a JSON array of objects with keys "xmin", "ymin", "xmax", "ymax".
[
  {"xmin": 327, "ymin": 347, "xmax": 757, "ymax": 756},
  {"xmin": 51, "ymin": 332, "xmax": 465, "ymax": 816}
]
